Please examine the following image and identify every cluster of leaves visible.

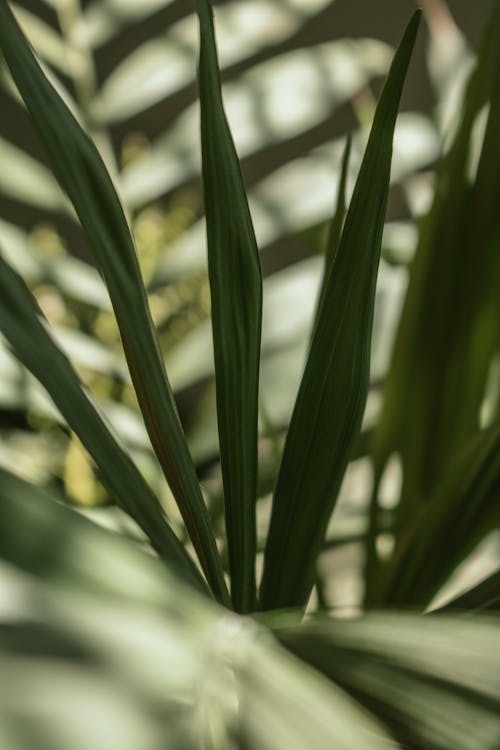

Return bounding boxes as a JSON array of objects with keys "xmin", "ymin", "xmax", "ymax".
[
  {"xmin": 0, "ymin": 1, "xmax": 499, "ymax": 748},
  {"xmin": 0, "ymin": 0, "xmax": 439, "ymax": 499}
]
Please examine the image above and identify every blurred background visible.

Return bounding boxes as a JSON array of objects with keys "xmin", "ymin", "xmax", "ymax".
[{"xmin": 0, "ymin": 0, "xmax": 498, "ymax": 610}]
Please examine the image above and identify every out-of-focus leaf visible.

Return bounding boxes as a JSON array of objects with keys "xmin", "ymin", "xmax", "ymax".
[
  {"xmin": 0, "ymin": 137, "xmax": 66, "ymax": 212},
  {"xmin": 0, "ymin": 340, "xmax": 153, "ymax": 459},
  {"xmin": 51, "ymin": 325, "xmax": 127, "ymax": 379},
  {"xmin": 421, "ymin": 0, "xmax": 472, "ymax": 139},
  {"xmin": 80, "ymin": 0, "xmax": 332, "ymax": 55},
  {"xmin": 196, "ymin": 0, "xmax": 262, "ymax": 612},
  {"xmin": 367, "ymin": 8, "xmax": 500, "ymax": 604},
  {"xmin": 11, "ymin": 3, "xmax": 85, "ymax": 75},
  {"xmin": 95, "ymin": 30, "xmax": 390, "ymax": 127},
  {"xmin": 435, "ymin": 567, "xmax": 500, "ymax": 612},
  {"xmin": 90, "ymin": 29, "xmax": 195, "ymax": 124},
  {"xmin": 233, "ymin": 630, "xmax": 393, "ymax": 750},
  {"xmin": 78, "ymin": 0, "xmax": 181, "ymax": 49},
  {"xmin": 0, "ymin": 0, "xmax": 228, "ymax": 605},
  {"xmin": 0, "ymin": 466, "xmax": 207, "ymax": 607},
  {"xmin": 371, "ymin": 420, "xmax": 500, "ymax": 607},
  {"xmin": 0, "ymin": 427, "xmax": 66, "ymax": 485},
  {"xmin": 0, "ymin": 251, "xmax": 206, "ymax": 593},
  {"xmin": 0, "ymin": 470, "xmax": 395, "ymax": 750},
  {"xmin": 278, "ymin": 612, "xmax": 500, "ymax": 750},
  {"xmin": 0, "ymin": 467, "xmax": 222, "ymax": 749},
  {"xmin": 260, "ymin": 12, "xmax": 421, "ymax": 610},
  {"xmin": 0, "ymin": 219, "xmax": 111, "ymax": 310}
]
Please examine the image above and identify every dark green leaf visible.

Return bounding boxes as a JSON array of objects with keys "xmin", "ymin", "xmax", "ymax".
[
  {"xmin": 313, "ymin": 134, "xmax": 352, "ymax": 327},
  {"xmin": 196, "ymin": 0, "xmax": 262, "ymax": 613},
  {"xmin": 260, "ymin": 11, "xmax": 421, "ymax": 610}
]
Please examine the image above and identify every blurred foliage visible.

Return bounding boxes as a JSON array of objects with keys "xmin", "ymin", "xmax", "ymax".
[{"xmin": 0, "ymin": 0, "xmax": 500, "ymax": 745}]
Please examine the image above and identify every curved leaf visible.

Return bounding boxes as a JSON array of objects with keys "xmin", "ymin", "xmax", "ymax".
[
  {"xmin": 0, "ymin": 0, "xmax": 228, "ymax": 605},
  {"xmin": 0, "ymin": 251, "xmax": 206, "ymax": 593}
]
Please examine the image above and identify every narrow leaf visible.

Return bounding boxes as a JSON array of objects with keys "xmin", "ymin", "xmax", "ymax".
[
  {"xmin": 0, "ymin": 251, "xmax": 207, "ymax": 594},
  {"xmin": 365, "ymin": 11, "xmax": 500, "ymax": 602},
  {"xmin": 367, "ymin": 6, "xmax": 500, "ymax": 579},
  {"xmin": 314, "ymin": 134, "xmax": 352, "ymax": 325},
  {"xmin": 0, "ymin": 0, "xmax": 228, "ymax": 605},
  {"xmin": 196, "ymin": 0, "xmax": 262, "ymax": 613},
  {"xmin": 260, "ymin": 12, "xmax": 421, "ymax": 610}
]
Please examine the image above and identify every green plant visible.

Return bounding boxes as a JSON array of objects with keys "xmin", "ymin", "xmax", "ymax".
[
  {"xmin": 0, "ymin": 1, "xmax": 500, "ymax": 748},
  {"xmin": 0, "ymin": 0, "xmax": 423, "ymax": 507}
]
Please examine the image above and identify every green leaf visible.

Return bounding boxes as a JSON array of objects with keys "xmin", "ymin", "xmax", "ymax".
[
  {"xmin": 0, "ymin": 251, "xmax": 206, "ymax": 594},
  {"xmin": 435, "ymin": 567, "xmax": 500, "ymax": 612},
  {"xmin": 0, "ymin": 0, "xmax": 228, "ymax": 606},
  {"xmin": 313, "ymin": 133, "xmax": 352, "ymax": 329},
  {"xmin": 260, "ymin": 11, "xmax": 421, "ymax": 610},
  {"xmin": 196, "ymin": 0, "xmax": 262, "ymax": 613},
  {"xmin": 277, "ymin": 612, "xmax": 500, "ymax": 750},
  {"xmin": 0, "ymin": 470, "xmax": 395, "ymax": 750},
  {"xmin": 370, "ymin": 420, "xmax": 500, "ymax": 607},
  {"xmin": 368, "ymin": 7, "xmax": 500, "ymax": 572},
  {"xmin": 0, "ymin": 465, "xmax": 207, "ymax": 606},
  {"xmin": 0, "ymin": 467, "xmax": 221, "ymax": 749}
]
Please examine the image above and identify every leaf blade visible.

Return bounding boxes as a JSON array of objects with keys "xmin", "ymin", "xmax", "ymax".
[
  {"xmin": 196, "ymin": 0, "xmax": 263, "ymax": 613},
  {"xmin": 0, "ymin": 251, "xmax": 206, "ymax": 594},
  {"xmin": 0, "ymin": 0, "xmax": 228, "ymax": 605},
  {"xmin": 365, "ymin": 8, "xmax": 500, "ymax": 604},
  {"xmin": 372, "ymin": 420, "xmax": 500, "ymax": 607},
  {"xmin": 315, "ymin": 133, "xmax": 352, "ymax": 323},
  {"xmin": 260, "ymin": 11, "xmax": 421, "ymax": 610}
]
